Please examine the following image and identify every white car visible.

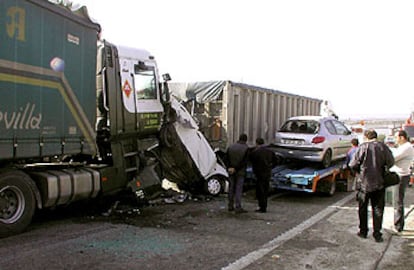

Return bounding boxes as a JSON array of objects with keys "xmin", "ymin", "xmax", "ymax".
[
  {"xmin": 169, "ymin": 97, "xmax": 229, "ymax": 195},
  {"xmin": 273, "ymin": 116, "xmax": 355, "ymax": 168}
]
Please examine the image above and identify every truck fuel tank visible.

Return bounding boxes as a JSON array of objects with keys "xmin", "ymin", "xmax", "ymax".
[{"xmin": 28, "ymin": 167, "xmax": 100, "ymax": 208}]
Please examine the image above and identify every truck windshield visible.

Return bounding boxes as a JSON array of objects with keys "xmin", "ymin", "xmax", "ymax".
[{"xmin": 134, "ymin": 69, "xmax": 157, "ymax": 100}]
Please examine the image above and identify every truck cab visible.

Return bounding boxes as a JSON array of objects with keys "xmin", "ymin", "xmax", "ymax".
[
  {"xmin": 96, "ymin": 42, "xmax": 164, "ymax": 140},
  {"xmin": 95, "ymin": 41, "xmax": 166, "ymax": 195}
]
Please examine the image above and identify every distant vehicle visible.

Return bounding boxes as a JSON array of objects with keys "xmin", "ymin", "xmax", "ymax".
[
  {"xmin": 273, "ymin": 116, "xmax": 355, "ymax": 168},
  {"xmin": 384, "ymin": 135, "xmax": 396, "ymax": 147},
  {"xmin": 349, "ymin": 121, "xmax": 366, "ymax": 144},
  {"xmin": 402, "ymin": 113, "xmax": 414, "ymax": 141}
]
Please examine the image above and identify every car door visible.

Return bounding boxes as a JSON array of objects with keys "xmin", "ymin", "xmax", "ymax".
[
  {"xmin": 324, "ymin": 120, "xmax": 341, "ymax": 159},
  {"xmin": 330, "ymin": 119, "xmax": 353, "ymax": 158}
]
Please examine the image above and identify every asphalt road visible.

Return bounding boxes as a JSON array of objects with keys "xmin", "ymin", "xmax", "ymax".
[{"xmin": 0, "ymin": 188, "xmax": 351, "ymax": 270}]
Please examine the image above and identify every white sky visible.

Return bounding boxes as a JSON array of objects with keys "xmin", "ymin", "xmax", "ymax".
[{"xmin": 76, "ymin": 0, "xmax": 414, "ymax": 120}]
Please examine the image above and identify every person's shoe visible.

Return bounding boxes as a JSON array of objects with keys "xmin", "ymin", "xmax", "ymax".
[
  {"xmin": 235, "ymin": 208, "xmax": 248, "ymax": 214},
  {"xmin": 255, "ymin": 209, "xmax": 266, "ymax": 213},
  {"xmin": 357, "ymin": 232, "xmax": 367, "ymax": 239},
  {"xmin": 374, "ymin": 236, "xmax": 384, "ymax": 243},
  {"xmin": 228, "ymin": 207, "xmax": 234, "ymax": 212}
]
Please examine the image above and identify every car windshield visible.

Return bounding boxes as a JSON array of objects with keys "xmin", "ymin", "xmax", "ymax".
[{"xmin": 279, "ymin": 120, "xmax": 319, "ymax": 134}]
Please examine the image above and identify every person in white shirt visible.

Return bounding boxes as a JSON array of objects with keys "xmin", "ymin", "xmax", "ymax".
[{"xmin": 390, "ymin": 130, "xmax": 414, "ymax": 232}]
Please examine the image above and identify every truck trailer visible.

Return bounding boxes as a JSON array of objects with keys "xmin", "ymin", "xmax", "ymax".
[
  {"xmin": 0, "ymin": 0, "xmax": 227, "ymax": 237},
  {"xmin": 168, "ymin": 81, "xmax": 322, "ymax": 150}
]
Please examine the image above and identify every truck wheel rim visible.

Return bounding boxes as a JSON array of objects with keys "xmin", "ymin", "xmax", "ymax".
[{"xmin": 0, "ymin": 186, "xmax": 25, "ymax": 224}]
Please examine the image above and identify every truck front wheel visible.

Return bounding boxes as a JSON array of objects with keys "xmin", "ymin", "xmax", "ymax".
[{"xmin": 0, "ymin": 171, "xmax": 36, "ymax": 238}]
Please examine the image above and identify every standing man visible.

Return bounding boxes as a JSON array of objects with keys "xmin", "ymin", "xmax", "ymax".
[
  {"xmin": 226, "ymin": 134, "xmax": 249, "ymax": 214},
  {"xmin": 390, "ymin": 130, "xmax": 414, "ymax": 232},
  {"xmin": 349, "ymin": 129, "xmax": 394, "ymax": 243},
  {"xmin": 249, "ymin": 138, "xmax": 277, "ymax": 213}
]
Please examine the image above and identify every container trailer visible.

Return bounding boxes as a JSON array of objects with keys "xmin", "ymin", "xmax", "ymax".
[{"xmin": 168, "ymin": 81, "xmax": 322, "ymax": 150}]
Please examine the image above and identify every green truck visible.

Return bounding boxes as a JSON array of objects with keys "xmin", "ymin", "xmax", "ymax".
[{"xmin": 0, "ymin": 0, "xmax": 228, "ymax": 238}]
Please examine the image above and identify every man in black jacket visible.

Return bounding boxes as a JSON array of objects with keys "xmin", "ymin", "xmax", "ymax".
[
  {"xmin": 349, "ymin": 129, "xmax": 394, "ymax": 242},
  {"xmin": 226, "ymin": 134, "xmax": 249, "ymax": 213},
  {"xmin": 249, "ymin": 138, "xmax": 278, "ymax": 213}
]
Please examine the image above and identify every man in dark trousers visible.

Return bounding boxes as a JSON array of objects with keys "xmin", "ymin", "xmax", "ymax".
[
  {"xmin": 349, "ymin": 129, "xmax": 394, "ymax": 242},
  {"xmin": 226, "ymin": 133, "xmax": 249, "ymax": 213},
  {"xmin": 249, "ymin": 138, "xmax": 278, "ymax": 213}
]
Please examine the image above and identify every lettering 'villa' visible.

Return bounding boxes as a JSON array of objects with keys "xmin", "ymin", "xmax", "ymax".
[{"xmin": 0, "ymin": 103, "xmax": 42, "ymax": 130}]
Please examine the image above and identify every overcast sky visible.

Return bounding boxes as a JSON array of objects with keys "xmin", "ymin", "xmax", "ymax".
[{"xmin": 76, "ymin": 0, "xmax": 414, "ymax": 120}]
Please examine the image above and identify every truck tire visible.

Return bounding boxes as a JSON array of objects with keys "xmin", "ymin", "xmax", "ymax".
[
  {"xmin": 204, "ymin": 175, "xmax": 224, "ymax": 196},
  {"xmin": 0, "ymin": 171, "xmax": 36, "ymax": 238}
]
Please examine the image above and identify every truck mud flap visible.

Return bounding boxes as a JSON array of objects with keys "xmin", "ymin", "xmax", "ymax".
[{"xmin": 128, "ymin": 163, "xmax": 162, "ymax": 200}]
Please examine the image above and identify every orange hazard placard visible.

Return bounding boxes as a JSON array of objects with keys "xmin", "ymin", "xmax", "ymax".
[{"xmin": 123, "ymin": 80, "xmax": 132, "ymax": 98}]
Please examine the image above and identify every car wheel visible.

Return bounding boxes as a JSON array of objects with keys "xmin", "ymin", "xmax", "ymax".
[
  {"xmin": 321, "ymin": 149, "xmax": 332, "ymax": 168},
  {"xmin": 0, "ymin": 170, "xmax": 36, "ymax": 238},
  {"xmin": 204, "ymin": 175, "xmax": 224, "ymax": 196}
]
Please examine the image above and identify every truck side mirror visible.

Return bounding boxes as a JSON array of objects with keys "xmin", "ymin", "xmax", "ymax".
[
  {"xmin": 162, "ymin": 73, "xmax": 171, "ymax": 82},
  {"xmin": 160, "ymin": 73, "xmax": 171, "ymax": 105}
]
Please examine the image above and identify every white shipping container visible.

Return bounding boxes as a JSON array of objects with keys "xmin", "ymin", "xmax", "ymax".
[{"xmin": 169, "ymin": 81, "xmax": 322, "ymax": 150}]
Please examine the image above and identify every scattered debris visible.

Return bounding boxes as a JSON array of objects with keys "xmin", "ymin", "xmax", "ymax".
[
  {"xmin": 101, "ymin": 201, "xmax": 141, "ymax": 217},
  {"xmin": 271, "ymin": 254, "xmax": 280, "ymax": 260},
  {"xmin": 102, "ymin": 201, "xmax": 120, "ymax": 217}
]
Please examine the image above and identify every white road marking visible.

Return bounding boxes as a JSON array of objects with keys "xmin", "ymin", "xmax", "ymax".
[{"xmin": 222, "ymin": 193, "xmax": 355, "ymax": 270}]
